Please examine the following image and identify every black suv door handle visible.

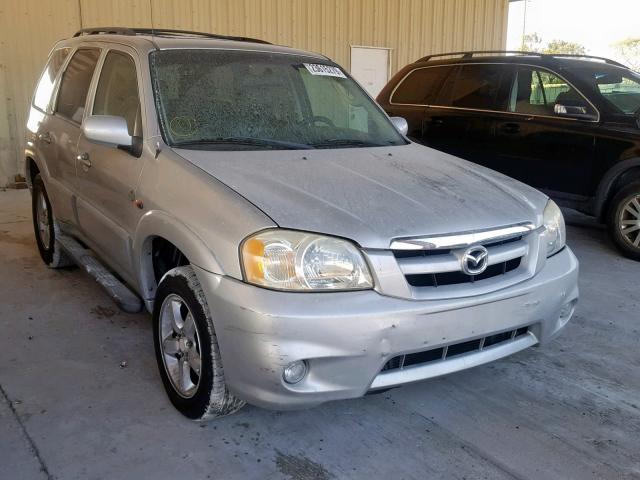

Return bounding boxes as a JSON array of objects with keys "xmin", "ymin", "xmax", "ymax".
[
  {"xmin": 38, "ymin": 132, "xmax": 51, "ymax": 144},
  {"xmin": 500, "ymin": 123, "xmax": 520, "ymax": 134}
]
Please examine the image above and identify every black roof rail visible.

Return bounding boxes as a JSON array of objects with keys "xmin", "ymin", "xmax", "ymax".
[
  {"xmin": 73, "ymin": 27, "xmax": 271, "ymax": 45},
  {"xmin": 132, "ymin": 28, "xmax": 271, "ymax": 44},
  {"xmin": 543, "ymin": 53, "xmax": 627, "ymax": 68},
  {"xmin": 74, "ymin": 27, "xmax": 136, "ymax": 37},
  {"xmin": 417, "ymin": 50, "xmax": 628, "ymax": 69},
  {"xmin": 417, "ymin": 50, "xmax": 541, "ymax": 62}
]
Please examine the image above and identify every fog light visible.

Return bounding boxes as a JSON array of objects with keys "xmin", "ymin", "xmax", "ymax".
[{"xmin": 283, "ymin": 360, "xmax": 308, "ymax": 384}]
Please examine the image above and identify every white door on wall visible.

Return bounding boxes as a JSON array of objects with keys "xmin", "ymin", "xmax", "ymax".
[{"xmin": 350, "ymin": 46, "xmax": 390, "ymax": 97}]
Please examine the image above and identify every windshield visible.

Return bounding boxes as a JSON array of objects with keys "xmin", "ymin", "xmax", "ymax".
[
  {"xmin": 578, "ymin": 66, "xmax": 640, "ymax": 115},
  {"xmin": 150, "ymin": 49, "xmax": 406, "ymax": 150}
]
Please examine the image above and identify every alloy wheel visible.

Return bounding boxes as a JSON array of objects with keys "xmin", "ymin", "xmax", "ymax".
[
  {"xmin": 619, "ymin": 194, "xmax": 640, "ymax": 248},
  {"xmin": 158, "ymin": 294, "xmax": 202, "ymax": 398},
  {"xmin": 36, "ymin": 191, "xmax": 50, "ymax": 247}
]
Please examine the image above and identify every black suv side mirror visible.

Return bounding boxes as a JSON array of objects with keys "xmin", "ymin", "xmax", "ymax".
[{"xmin": 554, "ymin": 103, "xmax": 598, "ymax": 121}]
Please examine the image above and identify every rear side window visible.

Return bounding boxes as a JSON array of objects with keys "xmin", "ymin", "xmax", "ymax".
[
  {"xmin": 93, "ymin": 51, "xmax": 141, "ymax": 136},
  {"xmin": 55, "ymin": 48, "xmax": 101, "ymax": 123},
  {"xmin": 446, "ymin": 64, "xmax": 504, "ymax": 110},
  {"xmin": 391, "ymin": 66, "xmax": 452, "ymax": 105},
  {"xmin": 33, "ymin": 48, "xmax": 71, "ymax": 111}
]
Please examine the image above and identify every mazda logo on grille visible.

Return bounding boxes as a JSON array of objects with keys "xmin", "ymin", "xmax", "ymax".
[{"xmin": 460, "ymin": 245, "xmax": 489, "ymax": 275}]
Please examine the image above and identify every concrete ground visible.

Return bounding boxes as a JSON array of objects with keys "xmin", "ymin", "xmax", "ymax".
[{"xmin": 0, "ymin": 188, "xmax": 638, "ymax": 480}]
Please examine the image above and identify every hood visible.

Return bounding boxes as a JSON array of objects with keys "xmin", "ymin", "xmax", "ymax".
[{"xmin": 174, "ymin": 143, "xmax": 547, "ymax": 249}]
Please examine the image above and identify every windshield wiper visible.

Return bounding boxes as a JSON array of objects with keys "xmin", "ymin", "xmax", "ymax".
[
  {"xmin": 310, "ymin": 138, "xmax": 388, "ymax": 148},
  {"xmin": 172, "ymin": 137, "xmax": 311, "ymax": 150}
]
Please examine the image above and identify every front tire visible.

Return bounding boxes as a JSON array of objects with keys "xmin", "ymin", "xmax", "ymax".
[
  {"xmin": 152, "ymin": 266, "xmax": 245, "ymax": 420},
  {"xmin": 608, "ymin": 181, "xmax": 640, "ymax": 261},
  {"xmin": 31, "ymin": 174, "xmax": 72, "ymax": 268}
]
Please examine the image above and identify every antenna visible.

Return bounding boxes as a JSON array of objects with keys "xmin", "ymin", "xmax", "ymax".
[{"xmin": 149, "ymin": 0, "xmax": 155, "ymax": 36}]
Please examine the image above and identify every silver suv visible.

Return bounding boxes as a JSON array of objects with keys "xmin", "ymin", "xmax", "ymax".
[{"xmin": 25, "ymin": 28, "xmax": 579, "ymax": 420}]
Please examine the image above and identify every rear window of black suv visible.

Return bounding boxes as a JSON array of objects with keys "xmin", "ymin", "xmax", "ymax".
[{"xmin": 391, "ymin": 65, "xmax": 453, "ymax": 105}]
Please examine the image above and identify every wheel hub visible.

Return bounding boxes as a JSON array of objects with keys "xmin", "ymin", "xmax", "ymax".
[{"xmin": 178, "ymin": 336, "xmax": 193, "ymax": 352}]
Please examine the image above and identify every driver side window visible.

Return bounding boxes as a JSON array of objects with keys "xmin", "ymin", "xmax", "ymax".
[
  {"xmin": 509, "ymin": 67, "xmax": 594, "ymax": 117},
  {"xmin": 93, "ymin": 51, "xmax": 141, "ymax": 136}
]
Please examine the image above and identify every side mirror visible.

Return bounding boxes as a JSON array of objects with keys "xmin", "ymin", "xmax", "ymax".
[
  {"xmin": 83, "ymin": 115, "xmax": 133, "ymax": 147},
  {"xmin": 390, "ymin": 116, "xmax": 409, "ymax": 135},
  {"xmin": 553, "ymin": 103, "xmax": 597, "ymax": 121}
]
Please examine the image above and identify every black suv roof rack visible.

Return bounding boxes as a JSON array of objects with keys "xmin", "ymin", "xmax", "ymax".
[
  {"xmin": 417, "ymin": 50, "xmax": 537, "ymax": 62},
  {"xmin": 417, "ymin": 50, "xmax": 627, "ymax": 68},
  {"xmin": 545, "ymin": 53, "xmax": 627, "ymax": 68},
  {"xmin": 73, "ymin": 27, "xmax": 271, "ymax": 45}
]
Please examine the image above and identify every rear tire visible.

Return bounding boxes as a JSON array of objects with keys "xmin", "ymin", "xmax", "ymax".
[
  {"xmin": 607, "ymin": 181, "xmax": 640, "ymax": 261},
  {"xmin": 152, "ymin": 266, "xmax": 245, "ymax": 420},
  {"xmin": 31, "ymin": 174, "xmax": 72, "ymax": 268}
]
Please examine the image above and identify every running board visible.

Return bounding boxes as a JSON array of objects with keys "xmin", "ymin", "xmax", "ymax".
[{"xmin": 57, "ymin": 234, "xmax": 143, "ymax": 313}]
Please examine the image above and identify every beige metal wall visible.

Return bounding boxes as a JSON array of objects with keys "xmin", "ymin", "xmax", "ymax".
[{"xmin": 0, "ymin": 0, "xmax": 508, "ymax": 186}]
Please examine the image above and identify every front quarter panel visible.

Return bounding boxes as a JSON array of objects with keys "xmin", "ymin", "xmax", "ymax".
[{"xmin": 133, "ymin": 145, "xmax": 276, "ymax": 302}]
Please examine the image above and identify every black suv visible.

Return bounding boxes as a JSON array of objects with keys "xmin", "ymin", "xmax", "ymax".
[{"xmin": 378, "ymin": 51, "xmax": 640, "ymax": 260}]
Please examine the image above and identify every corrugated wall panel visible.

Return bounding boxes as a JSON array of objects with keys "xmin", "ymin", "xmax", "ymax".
[
  {"xmin": 0, "ymin": 0, "xmax": 508, "ymax": 186},
  {"xmin": 0, "ymin": 0, "xmax": 80, "ymax": 185}
]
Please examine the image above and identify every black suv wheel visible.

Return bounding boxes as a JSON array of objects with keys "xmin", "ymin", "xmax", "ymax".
[{"xmin": 608, "ymin": 181, "xmax": 640, "ymax": 260}]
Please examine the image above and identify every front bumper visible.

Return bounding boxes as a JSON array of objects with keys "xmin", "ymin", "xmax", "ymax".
[{"xmin": 195, "ymin": 247, "xmax": 578, "ymax": 410}]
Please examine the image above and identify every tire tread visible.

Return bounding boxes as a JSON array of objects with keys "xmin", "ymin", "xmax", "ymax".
[{"xmin": 156, "ymin": 266, "xmax": 245, "ymax": 420}]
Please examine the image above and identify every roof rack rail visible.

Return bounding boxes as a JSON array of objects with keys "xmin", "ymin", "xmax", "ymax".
[
  {"xmin": 73, "ymin": 27, "xmax": 271, "ymax": 44},
  {"xmin": 543, "ymin": 53, "xmax": 627, "ymax": 68},
  {"xmin": 133, "ymin": 28, "xmax": 271, "ymax": 44},
  {"xmin": 417, "ymin": 50, "xmax": 628, "ymax": 68},
  {"xmin": 74, "ymin": 27, "xmax": 136, "ymax": 37},
  {"xmin": 417, "ymin": 50, "xmax": 540, "ymax": 62}
]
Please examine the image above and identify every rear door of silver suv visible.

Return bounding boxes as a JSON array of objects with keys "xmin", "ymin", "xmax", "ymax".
[{"xmin": 34, "ymin": 46, "xmax": 101, "ymax": 224}]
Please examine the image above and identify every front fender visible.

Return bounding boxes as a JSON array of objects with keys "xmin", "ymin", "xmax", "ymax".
[{"xmin": 133, "ymin": 210, "xmax": 224, "ymax": 305}]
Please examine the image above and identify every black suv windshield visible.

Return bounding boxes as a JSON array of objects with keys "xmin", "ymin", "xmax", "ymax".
[
  {"xmin": 150, "ymin": 49, "xmax": 406, "ymax": 150},
  {"xmin": 576, "ymin": 66, "xmax": 640, "ymax": 115}
]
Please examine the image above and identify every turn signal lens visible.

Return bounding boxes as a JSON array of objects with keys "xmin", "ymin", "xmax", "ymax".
[{"xmin": 241, "ymin": 230, "xmax": 373, "ymax": 291}]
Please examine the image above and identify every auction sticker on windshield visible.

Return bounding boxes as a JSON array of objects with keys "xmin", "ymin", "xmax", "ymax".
[{"xmin": 304, "ymin": 63, "xmax": 347, "ymax": 78}]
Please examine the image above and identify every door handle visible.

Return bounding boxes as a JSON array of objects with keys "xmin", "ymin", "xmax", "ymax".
[
  {"xmin": 500, "ymin": 123, "xmax": 520, "ymax": 134},
  {"xmin": 422, "ymin": 118, "xmax": 443, "ymax": 136},
  {"xmin": 77, "ymin": 152, "xmax": 91, "ymax": 170},
  {"xmin": 38, "ymin": 132, "xmax": 51, "ymax": 144}
]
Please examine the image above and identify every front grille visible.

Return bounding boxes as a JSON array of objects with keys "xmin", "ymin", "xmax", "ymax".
[
  {"xmin": 406, "ymin": 257, "xmax": 521, "ymax": 287},
  {"xmin": 381, "ymin": 326, "xmax": 530, "ymax": 372},
  {"xmin": 393, "ymin": 235, "xmax": 527, "ymax": 289}
]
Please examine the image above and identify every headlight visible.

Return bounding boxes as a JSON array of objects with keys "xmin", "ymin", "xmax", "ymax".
[
  {"xmin": 542, "ymin": 200, "xmax": 566, "ymax": 257},
  {"xmin": 241, "ymin": 230, "xmax": 373, "ymax": 291}
]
